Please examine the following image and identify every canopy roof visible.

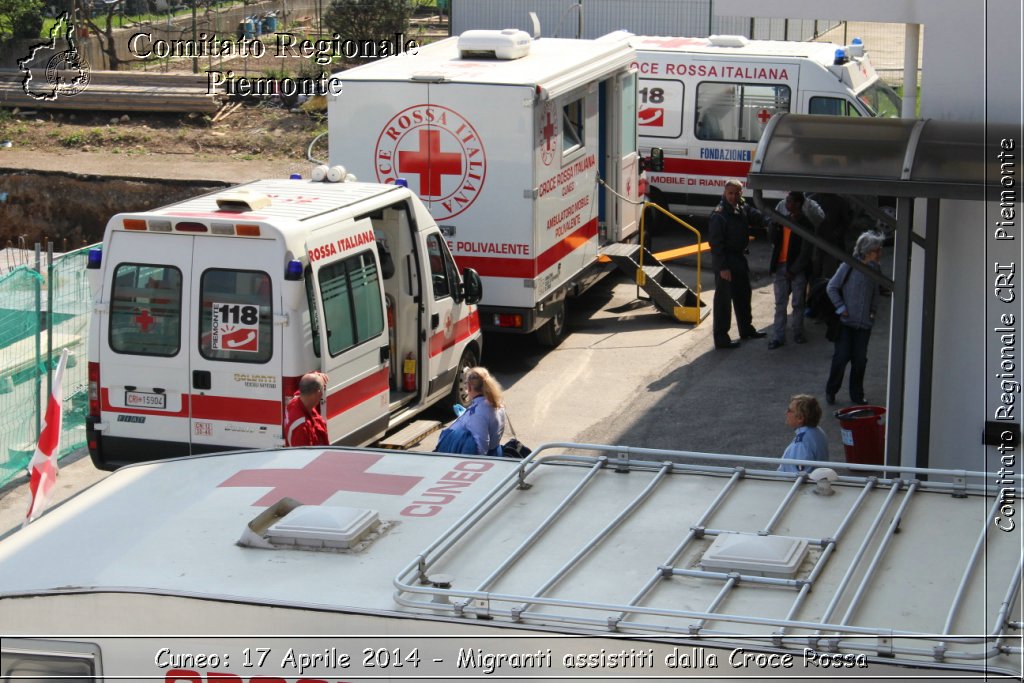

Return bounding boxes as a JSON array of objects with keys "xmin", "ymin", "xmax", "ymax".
[{"xmin": 747, "ymin": 114, "xmax": 1015, "ymax": 201}]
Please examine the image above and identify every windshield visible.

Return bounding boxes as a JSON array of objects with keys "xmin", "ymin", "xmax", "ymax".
[{"xmin": 857, "ymin": 81, "xmax": 902, "ymax": 118}]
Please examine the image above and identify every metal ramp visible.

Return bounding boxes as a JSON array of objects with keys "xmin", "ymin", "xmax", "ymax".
[{"xmin": 600, "ymin": 243, "xmax": 708, "ymax": 323}]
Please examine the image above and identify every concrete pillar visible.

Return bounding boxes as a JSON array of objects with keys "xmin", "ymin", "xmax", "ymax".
[{"xmin": 902, "ymin": 23, "xmax": 920, "ymax": 117}]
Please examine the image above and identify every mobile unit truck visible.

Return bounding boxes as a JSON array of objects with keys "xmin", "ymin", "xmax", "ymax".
[
  {"xmin": 1, "ymin": 445, "xmax": 1020, "ymax": 679},
  {"xmin": 328, "ymin": 29, "xmax": 643, "ymax": 345},
  {"xmin": 85, "ymin": 176, "xmax": 483, "ymax": 470},
  {"xmin": 630, "ymin": 35, "xmax": 902, "ymax": 210}
]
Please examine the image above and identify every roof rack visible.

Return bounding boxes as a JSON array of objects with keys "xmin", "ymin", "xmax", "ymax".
[{"xmin": 394, "ymin": 443, "xmax": 1022, "ymax": 672}]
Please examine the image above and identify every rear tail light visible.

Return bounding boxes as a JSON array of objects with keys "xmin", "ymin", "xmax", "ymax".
[
  {"xmin": 638, "ymin": 172, "xmax": 649, "ymax": 198},
  {"xmin": 492, "ymin": 313, "xmax": 524, "ymax": 329},
  {"xmin": 88, "ymin": 362, "xmax": 100, "ymax": 417}
]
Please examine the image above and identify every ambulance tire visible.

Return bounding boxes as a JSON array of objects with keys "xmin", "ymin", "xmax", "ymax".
[
  {"xmin": 445, "ymin": 346, "xmax": 478, "ymax": 412},
  {"xmin": 536, "ymin": 301, "xmax": 567, "ymax": 348}
]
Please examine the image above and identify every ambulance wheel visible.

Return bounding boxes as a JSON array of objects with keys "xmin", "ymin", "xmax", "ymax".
[
  {"xmin": 536, "ymin": 301, "xmax": 567, "ymax": 348},
  {"xmin": 446, "ymin": 346, "xmax": 478, "ymax": 411}
]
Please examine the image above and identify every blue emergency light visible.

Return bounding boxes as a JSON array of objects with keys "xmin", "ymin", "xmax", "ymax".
[
  {"xmin": 289, "ymin": 173, "xmax": 302, "ymax": 180},
  {"xmin": 87, "ymin": 248, "xmax": 102, "ymax": 269},
  {"xmin": 834, "ymin": 48, "xmax": 847, "ymax": 65},
  {"xmin": 395, "ymin": 178, "xmax": 409, "ymax": 187},
  {"xmin": 285, "ymin": 259, "xmax": 303, "ymax": 281}
]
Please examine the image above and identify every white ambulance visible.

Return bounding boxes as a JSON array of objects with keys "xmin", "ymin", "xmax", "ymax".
[
  {"xmin": 1, "ymin": 444, "xmax": 1020, "ymax": 679},
  {"xmin": 328, "ymin": 29, "xmax": 642, "ymax": 345},
  {"xmin": 85, "ymin": 176, "xmax": 483, "ymax": 470},
  {"xmin": 630, "ymin": 35, "xmax": 902, "ymax": 210}
]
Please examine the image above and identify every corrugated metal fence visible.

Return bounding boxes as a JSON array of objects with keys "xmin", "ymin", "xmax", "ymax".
[
  {"xmin": 451, "ymin": 0, "xmax": 836, "ymax": 41},
  {"xmin": 0, "ymin": 245, "xmax": 92, "ymax": 487}
]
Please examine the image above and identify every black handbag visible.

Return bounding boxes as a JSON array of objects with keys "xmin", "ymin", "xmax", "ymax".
[
  {"xmin": 500, "ymin": 413, "xmax": 531, "ymax": 459},
  {"xmin": 501, "ymin": 438, "xmax": 531, "ymax": 459}
]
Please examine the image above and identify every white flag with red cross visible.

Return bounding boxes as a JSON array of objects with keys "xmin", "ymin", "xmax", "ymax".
[{"xmin": 24, "ymin": 349, "xmax": 70, "ymax": 526}]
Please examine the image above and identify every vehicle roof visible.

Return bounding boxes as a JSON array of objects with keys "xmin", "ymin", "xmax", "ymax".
[
  {"xmin": 136, "ymin": 178, "xmax": 405, "ymax": 225},
  {"xmin": 631, "ymin": 35, "xmax": 845, "ymax": 64},
  {"xmin": 0, "ymin": 446, "xmax": 1019, "ymax": 673},
  {"xmin": 335, "ymin": 34, "xmax": 634, "ymax": 92}
]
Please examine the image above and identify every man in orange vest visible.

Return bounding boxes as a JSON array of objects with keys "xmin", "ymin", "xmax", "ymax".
[
  {"xmin": 768, "ymin": 192, "xmax": 815, "ymax": 350},
  {"xmin": 283, "ymin": 372, "xmax": 329, "ymax": 447}
]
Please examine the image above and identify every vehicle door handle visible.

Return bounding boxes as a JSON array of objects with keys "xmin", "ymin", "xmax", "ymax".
[
  {"xmin": 431, "ymin": 313, "xmax": 439, "ymax": 329},
  {"xmin": 193, "ymin": 370, "xmax": 211, "ymax": 390},
  {"xmin": 380, "ymin": 345, "xmax": 390, "ymax": 363}
]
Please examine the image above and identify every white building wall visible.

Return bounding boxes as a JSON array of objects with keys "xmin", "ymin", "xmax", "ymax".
[{"xmin": 717, "ymin": 0, "xmax": 1023, "ymax": 473}]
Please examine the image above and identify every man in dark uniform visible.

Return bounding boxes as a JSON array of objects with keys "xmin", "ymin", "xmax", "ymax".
[{"xmin": 708, "ymin": 179, "xmax": 767, "ymax": 349}]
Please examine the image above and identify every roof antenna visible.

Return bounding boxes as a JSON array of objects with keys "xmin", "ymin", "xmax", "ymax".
[{"xmin": 528, "ymin": 11, "xmax": 541, "ymax": 39}]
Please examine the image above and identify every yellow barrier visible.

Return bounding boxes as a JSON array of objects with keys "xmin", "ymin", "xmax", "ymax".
[{"xmin": 637, "ymin": 202, "xmax": 706, "ymax": 324}]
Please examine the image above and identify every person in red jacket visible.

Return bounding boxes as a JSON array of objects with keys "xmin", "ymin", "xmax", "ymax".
[{"xmin": 284, "ymin": 372, "xmax": 329, "ymax": 447}]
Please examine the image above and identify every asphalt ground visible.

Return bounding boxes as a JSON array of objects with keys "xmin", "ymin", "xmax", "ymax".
[{"xmin": 0, "ymin": 207, "xmax": 891, "ymax": 535}]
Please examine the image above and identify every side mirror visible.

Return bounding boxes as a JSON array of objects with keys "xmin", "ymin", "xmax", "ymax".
[
  {"xmin": 461, "ymin": 267, "xmax": 483, "ymax": 305},
  {"xmin": 649, "ymin": 146, "xmax": 664, "ymax": 172}
]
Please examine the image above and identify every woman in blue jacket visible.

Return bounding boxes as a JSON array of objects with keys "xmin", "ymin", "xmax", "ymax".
[{"xmin": 434, "ymin": 367, "xmax": 506, "ymax": 456}]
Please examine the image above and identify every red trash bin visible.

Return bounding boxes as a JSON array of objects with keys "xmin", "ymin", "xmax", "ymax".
[{"xmin": 834, "ymin": 406, "xmax": 886, "ymax": 465}]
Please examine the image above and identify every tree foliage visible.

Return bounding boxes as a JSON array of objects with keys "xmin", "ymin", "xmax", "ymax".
[
  {"xmin": 79, "ymin": 0, "xmax": 127, "ymax": 70},
  {"xmin": 0, "ymin": 0, "xmax": 45, "ymax": 38},
  {"xmin": 322, "ymin": 0, "xmax": 412, "ymax": 64}
]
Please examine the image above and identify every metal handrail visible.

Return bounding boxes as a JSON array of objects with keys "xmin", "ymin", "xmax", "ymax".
[
  {"xmin": 392, "ymin": 442, "xmax": 1021, "ymax": 668},
  {"xmin": 639, "ymin": 202, "xmax": 705, "ymax": 317},
  {"xmin": 476, "ymin": 458, "xmax": 606, "ymax": 592},
  {"xmin": 518, "ymin": 462, "xmax": 673, "ymax": 614},
  {"xmin": 942, "ymin": 496, "xmax": 1004, "ymax": 636},
  {"xmin": 838, "ymin": 482, "xmax": 920, "ymax": 626}
]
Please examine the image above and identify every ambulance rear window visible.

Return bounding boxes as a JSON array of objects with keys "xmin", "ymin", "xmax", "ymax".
[
  {"xmin": 199, "ymin": 269, "xmax": 273, "ymax": 363},
  {"xmin": 109, "ymin": 263, "xmax": 182, "ymax": 357},
  {"xmin": 317, "ymin": 250, "xmax": 384, "ymax": 356}
]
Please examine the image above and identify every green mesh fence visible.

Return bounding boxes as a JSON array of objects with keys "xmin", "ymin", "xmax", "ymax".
[{"xmin": 0, "ymin": 247, "xmax": 93, "ymax": 487}]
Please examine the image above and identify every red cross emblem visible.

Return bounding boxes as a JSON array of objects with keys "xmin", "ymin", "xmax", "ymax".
[
  {"xmin": 542, "ymin": 112, "xmax": 556, "ymax": 150},
  {"xmin": 134, "ymin": 308, "xmax": 155, "ymax": 332},
  {"xmin": 375, "ymin": 104, "xmax": 487, "ymax": 221},
  {"xmin": 219, "ymin": 451, "xmax": 423, "ymax": 506},
  {"xmin": 757, "ymin": 108, "xmax": 773, "ymax": 124},
  {"xmin": 640, "ymin": 36, "xmax": 706, "ymax": 49},
  {"xmin": 540, "ymin": 106, "xmax": 557, "ymax": 167},
  {"xmin": 399, "ymin": 129, "xmax": 463, "ymax": 197}
]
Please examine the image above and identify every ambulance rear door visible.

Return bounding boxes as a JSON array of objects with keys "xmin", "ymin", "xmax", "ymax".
[
  {"xmin": 305, "ymin": 218, "xmax": 390, "ymax": 445},
  {"xmin": 100, "ymin": 230, "xmax": 195, "ymax": 463},
  {"xmin": 603, "ymin": 69, "xmax": 640, "ymax": 242},
  {"xmin": 190, "ymin": 234, "xmax": 284, "ymax": 451}
]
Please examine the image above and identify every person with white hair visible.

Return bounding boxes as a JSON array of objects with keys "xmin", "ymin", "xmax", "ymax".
[{"xmin": 825, "ymin": 231, "xmax": 884, "ymax": 405}]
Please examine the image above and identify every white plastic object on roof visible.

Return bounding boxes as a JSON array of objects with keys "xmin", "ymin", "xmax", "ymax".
[
  {"xmin": 266, "ymin": 505, "xmax": 380, "ymax": 550},
  {"xmin": 708, "ymin": 34, "xmax": 749, "ymax": 48},
  {"xmin": 215, "ymin": 189, "xmax": 271, "ymax": 212},
  {"xmin": 457, "ymin": 29, "xmax": 532, "ymax": 60},
  {"xmin": 326, "ymin": 165, "xmax": 347, "ymax": 183},
  {"xmin": 700, "ymin": 532, "xmax": 809, "ymax": 577}
]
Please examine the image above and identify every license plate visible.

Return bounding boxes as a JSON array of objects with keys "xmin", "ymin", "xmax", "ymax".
[{"xmin": 125, "ymin": 390, "xmax": 166, "ymax": 409}]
